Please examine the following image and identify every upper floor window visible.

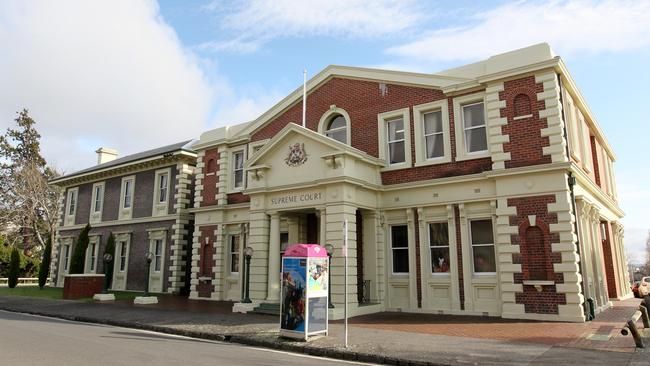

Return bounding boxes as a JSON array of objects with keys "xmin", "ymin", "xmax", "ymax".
[
  {"xmin": 119, "ymin": 176, "xmax": 135, "ymax": 220},
  {"xmin": 387, "ymin": 118, "xmax": 406, "ymax": 165},
  {"xmin": 67, "ymin": 189, "xmax": 77, "ymax": 216},
  {"xmin": 158, "ymin": 173, "xmax": 168, "ymax": 203},
  {"xmin": 462, "ymin": 102, "xmax": 487, "ymax": 153},
  {"xmin": 423, "ymin": 111, "xmax": 444, "ymax": 159},
  {"xmin": 414, "ymin": 100, "xmax": 452, "ymax": 166},
  {"xmin": 232, "ymin": 150, "xmax": 244, "ymax": 189},
  {"xmin": 378, "ymin": 108, "xmax": 412, "ymax": 170},
  {"xmin": 206, "ymin": 158, "xmax": 216, "ymax": 174},
  {"xmin": 123, "ymin": 179, "xmax": 133, "ymax": 208},
  {"xmin": 93, "ymin": 185, "xmax": 103, "ymax": 213},
  {"xmin": 325, "ymin": 115, "xmax": 347, "ymax": 144}
]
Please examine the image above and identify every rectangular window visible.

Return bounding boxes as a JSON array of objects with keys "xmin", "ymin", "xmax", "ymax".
[
  {"xmin": 280, "ymin": 232, "xmax": 289, "ymax": 254},
  {"xmin": 423, "ymin": 111, "xmax": 444, "ymax": 159},
  {"xmin": 119, "ymin": 241, "xmax": 127, "ymax": 272},
  {"xmin": 462, "ymin": 102, "xmax": 487, "ymax": 153},
  {"xmin": 123, "ymin": 179, "xmax": 133, "ymax": 208},
  {"xmin": 230, "ymin": 235, "xmax": 240, "ymax": 274},
  {"xmin": 429, "ymin": 223, "xmax": 450, "ymax": 273},
  {"xmin": 470, "ymin": 219, "xmax": 496, "ymax": 273},
  {"xmin": 93, "ymin": 185, "xmax": 103, "ymax": 213},
  {"xmin": 154, "ymin": 239, "xmax": 162, "ymax": 272},
  {"xmin": 89, "ymin": 243, "xmax": 96, "ymax": 272},
  {"xmin": 63, "ymin": 245, "xmax": 71, "ymax": 271},
  {"xmin": 158, "ymin": 173, "xmax": 168, "ymax": 203},
  {"xmin": 68, "ymin": 190, "xmax": 77, "ymax": 216},
  {"xmin": 387, "ymin": 118, "xmax": 406, "ymax": 164},
  {"xmin": 391, "ymin": 225, "xmax": 409, "ymax": 274},
  {"xmin": 233, "ymin": 151, "xmax": 244, "ymax": 189}
]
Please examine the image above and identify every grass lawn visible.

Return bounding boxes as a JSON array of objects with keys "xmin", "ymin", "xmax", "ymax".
[{"xmin": 0, "ymin": 286, "xmax": 163, "ymax": 302}]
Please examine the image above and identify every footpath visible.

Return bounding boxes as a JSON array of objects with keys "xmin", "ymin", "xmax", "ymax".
[{"xmin": 0, "ymin": 295, "xmax": 648, "ymax": 366}]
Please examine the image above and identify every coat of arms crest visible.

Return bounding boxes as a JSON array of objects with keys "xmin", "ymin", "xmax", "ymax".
[{"xmin": 285, "ymin": 143, "xmax": 308, "ymax": 167}]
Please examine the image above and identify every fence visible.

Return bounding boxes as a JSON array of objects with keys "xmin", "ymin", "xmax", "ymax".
[{"xmin": 0, "ymin": 278, "xmax": 51, "ymax": 287}]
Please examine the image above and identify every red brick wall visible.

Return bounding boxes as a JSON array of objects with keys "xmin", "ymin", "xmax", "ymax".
[
  {"xmin": 201, "ymin": 148, "xmax": 219, "ymax": 206},
  {"xmin": 590, "ymin": 136, "xmax": 601, "ymax": 188},
  {"xmin": 227, "ymin": 192, "xmax": 251, "ymax": 204},
  {"xmin": 508, "ymin": 195, "xmax": 566, "ymax": 314},
  {"xmin": 63, "ymin": 275, "xmax": 104, "ymax": 299},
  {"xmin": 600, "ymin": 221, "xmax": 618, "ymax": 299},
  {"xmin": 500, "ymin": 76, "xmax": 552, "ymax": 169}
]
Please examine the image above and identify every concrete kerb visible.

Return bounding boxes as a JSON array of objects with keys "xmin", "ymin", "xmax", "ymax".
[{"xmin": 0, "ymin": 305, "xmax": 451, "ymax": 366}]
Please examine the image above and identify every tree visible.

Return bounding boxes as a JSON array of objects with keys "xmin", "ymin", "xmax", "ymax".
[
  {"xmin": 104, "ymin": 233, "xmax": 116, "ymax": 288},
  {"xmin": 38, "ymin": 234, "xmax": 52, "ymax": 288},
  {"xmin": 69, "ymin": 224, "xmax": 90, "ymax": 274},
  {"xmin": 0, "ymin": 109, "xmax": 61, "ymax": 256},
  {"xmin": 8, "ymin": 247, "xmax": 20, "ymax": 288}
]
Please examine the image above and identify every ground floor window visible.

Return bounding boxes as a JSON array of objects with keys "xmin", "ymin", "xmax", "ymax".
[
  {"xmin": 63, "ymin": 244, "xmax": 71, "ymax": 271},
  {"xmin": 230, "ymin": 235, "xmax": 240, "ymax": 274},
  {"xmin": 391, "ymin": 225, "xmax": 409, "ymax": 274},
  {"xmin": 470, "ymin": 219, "xmax": 496, "ymax": 273},
  {"xmin": 88, "ymin": 242, "xmax": 96, "ymax": 272},
  {"xmin": 119, "ymin": 241, "xmax": 127, "ymax": 272},
  {"xmin": 153, "ymin": 239, "xmax": 163, "ymax": 272},
  {"xmin": 429, "ymin": 223, "xmax": 450, "ymax": 273}
]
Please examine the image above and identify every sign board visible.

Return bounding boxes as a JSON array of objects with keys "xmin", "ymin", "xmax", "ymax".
[{"xmin": 280, "ymin": 244, "xmax": 329, "ymax": 340}]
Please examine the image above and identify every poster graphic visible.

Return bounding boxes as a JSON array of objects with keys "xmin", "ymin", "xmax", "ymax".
[
  {"xmin": 280, "ymin": 258, "xmax": 306, "ymax": 332},
  {"xmin": 307, "ymin": 297, "xmax": 328, "ymax": 333},
  {"xmin": 307, "ymin": 257, "xmax": 328, "ymax": 297}
]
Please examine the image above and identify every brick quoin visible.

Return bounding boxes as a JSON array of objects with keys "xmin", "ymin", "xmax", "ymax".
[
  {"xmin": 454, "ymin": 205, "xmax": 465, "ymax": 310},
  {"xmin": 600, "ymin": 221, "xmax": 618, "ymax": 298},
  {"xmin": 201, "ymin": 148, "xmax": 219, "ymax": 206},
  {"xmin": 508, "ymin": 195, "xmax": 566, "ymax": 315},
  {"xmin": 590, "ymin": 136, "xmax": 602, "ymax": 187},
  {"xmin": 197, "ymin": 225, "xmax": 217, "ymax": 297},
  {"xmin": 500, "ymin": 76, "xmax": 552, "ymax": 169}
]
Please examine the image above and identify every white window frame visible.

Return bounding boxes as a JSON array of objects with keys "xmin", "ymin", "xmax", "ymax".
[
  {"xmin": 248, "ymin": 139, "xmax": 269, "ymax": 158},
  {"xmin": 389, "ymin": 224, "xmax": 410, "ymax": 275},
  {"xmin": 229, "ymin": 234, "xmax": 241, "ymax": 275},
  {"xmin": 318, "ymin": 107, "xmax": 351, "ymax": 145},
  {"xmin": 413, "ymin": 100, "xmax": 452, "ymax": 166},
  {"xmin": 153, "ymin": 239, "xmax": 163, "ymax": 272},
  {"xmin": 119, "ymin": 176, "xmax": 135, "ymax": 220},
  {"xmin": 64, "ymin": 187, "xmax": 79, "ymax": 226},
  {"xmin": 89, "ymin": 182, "xmax": 104, "ymax": 224},
  {"xmin": 378, "ymin": 108, "xmax": 412, "ymax": 171},
  {"xmin": 230, "ymin": 148, "xmax": 246, "ymax": 192},
  {"xmin": 85, "ymin": 236, "xmax": 100, "ymax": 273},
  {"xmin": 62, "ymin": 243, "xmax": 71, "ymax": 272},
  {"xmin": 469, "ymin": 218, "xmax": 496, "ymax": 275},
  {"xmin": 453, "ymin": 93, "xmax": 489, "ymax": 161},
  {"xmin": 117, "ymin": 239, "xmax": 129, "ymax": 273},
  {"xmin": 428, "ymin": 222, "xmax": 451, "ymax": 275},
  {"xmin": 152, "ymin": 168, "xmax": 171, "ymax": 217}
]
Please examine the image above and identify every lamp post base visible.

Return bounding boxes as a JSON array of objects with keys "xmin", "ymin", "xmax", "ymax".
[
  {"xmin": 134, "ymin": 296, "xmax": 158, "ymax": 305},
  {"xmin": 93, "ymin": 293, "xmax": 116, "ymax": 301}
]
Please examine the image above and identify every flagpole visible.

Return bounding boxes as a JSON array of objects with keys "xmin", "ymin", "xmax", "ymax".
[
  {"xmin": 302, "ymin": 69, "xmax": 307, "ymax": 128},
  {"xmin": 344, "ymin": 219, "xmax": 348, "ymax": 348}
]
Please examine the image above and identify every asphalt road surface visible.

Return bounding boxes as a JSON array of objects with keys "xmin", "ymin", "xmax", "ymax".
[{"xmin": 0, "ymin": 310, "xmax": 373, "ymax": 366}]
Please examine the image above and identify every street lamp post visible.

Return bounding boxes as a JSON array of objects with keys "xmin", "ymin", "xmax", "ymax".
[
  {"xmin": 143, "ymin": 252, "xmax": 154, "ymax": 297},
  {"xmin": 242, "ymin": 247, "xmax": 254, "ymax": 303},
  {"xmin": 102, "ymin": 253, "xmax": 113, "ymax": 294},
  {"xmin": 324, "ymin": 243, "xmax": 334, "ymax": 309}
]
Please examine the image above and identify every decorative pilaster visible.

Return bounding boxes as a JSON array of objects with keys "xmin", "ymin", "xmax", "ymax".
[
  {"xmin": 267, "ymin": 213, "xmax": 281, "ymax": 301},
  {"xmin": 212, "ymin": 225, "xmax": 225, "ymax": 300},
  {"xmin": 49, "ymin": 191, "xmax": 66, "ymax": 286},
  {"xmin": 496, "ymin": 198, "xmax": 523, "ymax": 317},
  {"xmin": 248, "ymin": 211, "xmax": 270, "ymax": 301},
  {"xmin": 188, "ymin": 229, "xmax": 202, "ymax": 299},
  {"xmin": 194, "ymin": 150, "xmax": 205, "ymax": 208},
  {"xmin": 536, "ymin": 72, "xmax": 568, "ymax": 163},
  {"xmin": 326, "ymin": 203, "xmax": 357, "ymax": 310},
  {"xmin": 485, "ymin": 82, "xmax": 510, "ymax": 170},
  {"xmin": 216, "ymin": 146, "xmax": 228, "ymax": 205},
  {"xmin": 168, "ymin": 162, "xmax": 193, "ymax": 294}
]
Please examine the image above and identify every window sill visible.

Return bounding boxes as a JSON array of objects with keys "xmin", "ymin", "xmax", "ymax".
[
  {"xmin": 455, "ymin": 150, "xmax": 490, "ymax": 162},
  {"xmin": 380, "ymin": 162, "xmax": 411, "ymax": 172},
  {"xmin": 414, "ymin": 156, "xmax": 452, "ymax": 167}
]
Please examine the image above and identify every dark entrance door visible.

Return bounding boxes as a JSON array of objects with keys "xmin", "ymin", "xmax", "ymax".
[{"xmin": 306, "ymin": 213, "xmax": 318, "ymax": 243}]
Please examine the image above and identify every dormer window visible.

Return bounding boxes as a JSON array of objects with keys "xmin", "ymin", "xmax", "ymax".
[{"xmin": 325, "ymin": 114, "xmax": 347, "ymax": 144}]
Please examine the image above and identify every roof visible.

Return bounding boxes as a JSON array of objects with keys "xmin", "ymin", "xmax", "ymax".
[{"xmin": 51, "ymin": 140, "xmax": 196, "ymax": 184}]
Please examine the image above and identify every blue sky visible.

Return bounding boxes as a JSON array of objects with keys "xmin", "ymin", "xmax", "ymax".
[{"xmin": 0, "ymin": 0, "xmax": 649, "ymax": 262}]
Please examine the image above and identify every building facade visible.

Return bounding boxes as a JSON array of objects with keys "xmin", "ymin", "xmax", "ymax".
[
  {"xmin": 187, "ymin": 44, "xmax": 629, "ymax": 322},
  {"xmin": 49, "ymin": 141, "xmax": 196, "ymax": 294}
]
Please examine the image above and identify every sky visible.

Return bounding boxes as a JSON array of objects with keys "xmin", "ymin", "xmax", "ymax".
[{"xmin": 0, "ymin": 0, "xmax": 648, "ymax": 262}]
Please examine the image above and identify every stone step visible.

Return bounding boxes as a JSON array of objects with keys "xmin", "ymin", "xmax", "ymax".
[{"xmin": 250, "ymin": 302, "xmax": 280, "ymax": 316}]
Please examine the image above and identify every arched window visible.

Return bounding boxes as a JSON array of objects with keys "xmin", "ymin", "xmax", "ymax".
[
  {"xmin": 206, "ymin": 159, "xmax": 216, "ymax": 174},
  {"xmin": 325, "ymin": 114, "xmax": 347, "ymax": 144},
  {"xmin": 513, "ymin": 93, "xmax": 532, "ymax": 117}
]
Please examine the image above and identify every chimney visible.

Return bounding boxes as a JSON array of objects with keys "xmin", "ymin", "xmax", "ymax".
[{"xmin": 96, "ymin": 147, "xmax": 118, "ymax": 165}]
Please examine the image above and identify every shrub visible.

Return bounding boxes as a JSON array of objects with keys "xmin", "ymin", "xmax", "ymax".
[
  {"xmin": 8, "ymin": 247, "xmax": 20, "ymax": 288},
  {"xmin": 69, "ymin": 224, "xmax": 91, "ymax": 274},
  {"xmin": 38, "ymin": 235, "xmax": 52, "ymax": 288},
  {"xmin": 104, "ymin": 233, "xmax": 116, "ymax": 288}
]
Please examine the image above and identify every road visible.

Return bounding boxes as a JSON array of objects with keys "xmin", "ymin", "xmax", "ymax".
[{"xmin": 0, "ymin": 310, "xmax": 372, "ymax": 366}]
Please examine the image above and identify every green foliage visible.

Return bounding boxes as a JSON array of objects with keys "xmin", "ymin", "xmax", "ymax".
[
  {"xmin": 0, "ymin": 244, "xmax": 40, "ymax": 278},
  {"xmin": 104, "ymin": 233, "xmax": 116, "ymax": 288},
  {"xmin": 8, "ymin": 247, "xmax": 20, "ymax": 288},
  {"xmin": 69, "ymin": 224, "xmax": 91, "ymax": 274},
  {"xmin": 38, "ymin": 235, "xmax": 52, "ymax": 288}
]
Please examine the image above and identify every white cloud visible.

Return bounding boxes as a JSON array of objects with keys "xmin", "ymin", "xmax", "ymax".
[
  {"xmin": 201, "ymin": 0, "xmax": 426, "ymax": 53},
  {"xmin": 0, "ymin": 0, "xmax": 213, "ymax": 172},
  {"xmin": 387, "ymin": 0, "xmax": 650, "ymax": 63}
]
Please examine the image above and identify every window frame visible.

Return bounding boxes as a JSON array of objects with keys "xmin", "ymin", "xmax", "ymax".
[
  {"xmin": 229, "ymin": 234, "xmax": 241, "ymax": 275},
  {"xmin": 389, "ymin": 224, "xmax": 410, "ymax": 275},
  {"xmin": 318, "ymin": 107, "xmax": 351, "ymax": 145},
  {"xmin": 153, "ymin": 239, "xmax": 163, "ymax": 272},
  {"xmin": 119, "ymin": 176, "xmax": 135, "ymax": 220},
  {"xmin": 453, "ymin": 93, "xmax": 490, "ymax": 161},
  {"xmin": 469, "ymin": 218, "xmax": 496, "ymax": 275},
  {"xmin": 377, "ymin": 108, "xmax": 412, "ymax": 171},
  {"xmin": 428, "ymin": 222, "xmax": 450, "ymax": 275},
  {"xmin": 230, "ymin": 148, "xmax": 246, "ymax": 192},
  {"xmin": 118, "ymin": 240, "xmax": 129, "ymax": 272},
  {"xmin": 62, "ymin": 243, "xmax": 71, "ymax": 272},
  {"xmin": 85, "ymin": 236, "xmax": 99, "ymax": 273},
  {"xmin": 64, "ymin": 187, "xmax": 79, "ymax": 226},
  {"xmin": 413, "ymin": 100, "xmax": 452, "ymax": 166},
  {"xmin": 152, "ymin": 168, "xmax": 172, "ymax": 217},
  {"xmin": 89, "ymin": 182, "xmax": 104, "ymax": 224}
]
